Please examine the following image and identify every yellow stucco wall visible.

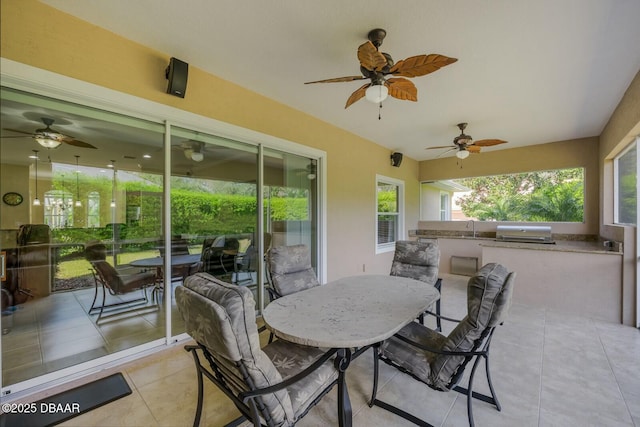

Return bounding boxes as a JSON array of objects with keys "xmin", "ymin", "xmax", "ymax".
[{"xmin": 1, "ymin": 0, "xmax": 420, "ymax": 279}]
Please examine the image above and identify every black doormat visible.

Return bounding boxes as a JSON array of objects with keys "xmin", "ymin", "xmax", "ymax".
[{"xmin": 0, "ymin": 372, "xmax": 132, "ymax": 427}]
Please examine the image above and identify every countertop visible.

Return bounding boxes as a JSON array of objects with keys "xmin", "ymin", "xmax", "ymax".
[{"xmin": 409, "ymin": 230, "xmax": 622, "ymax": 255}]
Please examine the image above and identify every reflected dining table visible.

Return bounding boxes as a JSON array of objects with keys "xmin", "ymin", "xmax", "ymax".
[
  {"xmin": 262, "ymin": 274, "xmax": 440, "ymax": 427},
  {"xmin": 129, "ymin": 254, "xmax": 201, "ymax": 296}
]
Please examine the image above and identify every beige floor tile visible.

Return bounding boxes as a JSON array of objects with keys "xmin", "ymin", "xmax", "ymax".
[
  {"xmin": 124, "ymin": 345, "xmax": 193, "ymax": 389},
  {"xmin": 58, "ymin": 389, "xmax": 159, "ymax": 427}
]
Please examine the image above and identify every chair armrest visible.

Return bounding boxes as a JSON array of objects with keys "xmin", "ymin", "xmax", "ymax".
[
  {"xmin": 393, "ymin": 331, "xmax": 488, "ymax": 357},
  {"xmin": 266, "ymin": 286, "xmax": 281, "ymax": 302},
  {"xmin": 239, "ymin": 347, "xmax": 338, "ymax": 401}
]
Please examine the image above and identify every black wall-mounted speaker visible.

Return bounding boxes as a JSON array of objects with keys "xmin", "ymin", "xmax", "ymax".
[
  {"xmin": 165, "ymin": 57, "xmax": 189, "ymax": 98},
  {"xmin": 391, "ymin": 152, "xmax": 403, "ymax": 167}
]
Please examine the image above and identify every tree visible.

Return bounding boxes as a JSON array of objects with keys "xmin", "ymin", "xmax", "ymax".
[{"xmin": 456, "ymin": 168, "xmax": 584, "ymax": 222}]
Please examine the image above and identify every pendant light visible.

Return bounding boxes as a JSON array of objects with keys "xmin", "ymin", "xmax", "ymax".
[
  {"xmin": 74, "ymin": 155, "xmax": 82, "ymax": 207},
  {"xmin": 32, "ymin": 150, "xmax": 41, "ymax": 206}
]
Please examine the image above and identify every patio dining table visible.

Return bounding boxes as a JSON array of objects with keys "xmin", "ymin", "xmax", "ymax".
[{"xmin": 262, "ymin": 274, "xmax": 440, "ymax": 427}]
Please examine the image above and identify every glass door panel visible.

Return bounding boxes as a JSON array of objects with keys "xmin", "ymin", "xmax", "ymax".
[
  {"xmin": 263, "ymin": 148, "xmax": 318, "ymax": 274},
  {"xmin": 169, "ymin": 126, "xmax": 258, "ymax": 330},
  {"xmin": 0, "ymin": 88, "xmax": 165, "ymax": 388}
]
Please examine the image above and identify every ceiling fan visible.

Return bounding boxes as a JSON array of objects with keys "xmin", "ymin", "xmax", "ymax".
[
  {"xmin": 305, "ymin": 28, "xmax": 457, "ymax": 112},
  {"xmin": 1, "ymin": 117, "xmax": 97, "ymax": 149},
  {"xmin": 426, "ymin": 123, "xmax": 508, "ymax": 159}
]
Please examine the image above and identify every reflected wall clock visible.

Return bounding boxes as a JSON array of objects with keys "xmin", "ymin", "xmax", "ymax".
[{"xmin": 3, "ymin": 192, "xmax": 24, "ymax": 206}]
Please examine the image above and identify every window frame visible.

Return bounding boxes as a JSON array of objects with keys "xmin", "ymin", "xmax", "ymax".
[
  {"xmin": 440, "ymin": 192, "xmax": 451, "ymax": 221},
  {"xmin": 613, "ymin": 139, "xmax": 638, "ymax": 225},
  {"xmin": 376, "ymin": 174, "xmax": 405, "ymax": 254}
]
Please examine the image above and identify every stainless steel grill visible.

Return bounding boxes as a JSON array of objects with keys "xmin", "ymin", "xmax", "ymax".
[{"xmin": 495, "ymin": 225, "xmax": 554, "ymax": 244}]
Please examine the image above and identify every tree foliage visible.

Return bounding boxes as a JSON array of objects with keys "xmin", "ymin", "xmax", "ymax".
[{"xmin": 456, "ymin": 168, "xmax": 584, "ymax": 222}]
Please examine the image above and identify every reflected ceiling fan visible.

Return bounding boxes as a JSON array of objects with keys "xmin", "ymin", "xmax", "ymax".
[
  {"xmin": 305, "ymin": 29, "xmax": 457, "ymax": 115},
  {"xmin": 1, "ymin": 117, "xmax": 97, "ymax": 149},
  {"xmin": 426, "ymin": 123, "xmax": 508, "ymax": 159}
]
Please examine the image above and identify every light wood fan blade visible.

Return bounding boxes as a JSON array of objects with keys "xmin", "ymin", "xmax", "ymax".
[
  {"xmin": 472, "ymin": 139, "xmax": 507, "ymax": 147},
  {"xmin": 467, "ymin": 145, "xmax": 482, "ymax": 153},
  {"xmin": 357, "ymin": 41, "xmax": 388, "ymax": 71},
  {"xmin": 386, "ymin": 78, "xmax": 417, "ymax": 101},
  {"xmin": 305, "ymin": 75, "xmax": 366, "ymax": 84},
  {"xmin": 345, "ymin": 83, "xmax": 370, "ymax": 109},
  {"xmin": 425, "ymin": 145, "xmax": 456, "ymax": 150},
  {"xmin": 388, "ymin": 54, "xmax": 457, "ymax": 77}
]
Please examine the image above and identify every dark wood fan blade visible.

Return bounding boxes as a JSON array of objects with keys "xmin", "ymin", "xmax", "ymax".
[
  {"xmin": 62, "ymin": 138, "xmax": 97, "ymax": 149},
  {"xmin": 388, "ymin": 54, "xmax": 457, "ymax": 77},
  {"xmin": 345, "ymin": 83, "xmax": 370, "ymax": 109},
  {"xmin": 0, "ymin": 135, "xmax": 31, "ymax": 139},
  {"xmin": 467, "ymin": 145, "xmax": 482, "ymax": 153},
  {"xmin": 425, "ymin": 145, "xmax": 456, "ymax": 150},
  {"xmin": 472, "ymin": 139, "xmax": 507, "ymax": 147},
  {"xmin": 2, "ymin": 128, "xmax": 33, "ymax": 135},
  {"xmin": 386, "ymin": 78, "xmax": 417, "ymax": 101},
  {"xmin": 357, "ymin": 41, "xmax": 388, "ymax": 72},
  {"xmin": 305, "ymin": 76, "xmax": 366, "ymax": 84}
]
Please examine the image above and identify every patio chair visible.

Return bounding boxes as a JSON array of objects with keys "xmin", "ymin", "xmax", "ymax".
[
  {"xmin": 390, "ymin": 240, "xmax": 443, "ymax": 331},
  {"xmin": 84, "ymin": 242, "xmax": 156, "ymax": 322},
  {"xmin": 265, "ymin": 244, "xmax": 319, "ymax": 301},
  {"xmin": 176, "ymin": 273, "xmax": 341, "ymax": 427},
  {"xmin": 156, "ymin": 237, "xmax": 201, "ymax": 284},
  {"xmin": 370, "ymin": 263, "xmax": 515, "ymax": 427}
]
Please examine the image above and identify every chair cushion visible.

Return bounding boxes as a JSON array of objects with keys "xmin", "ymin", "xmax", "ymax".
[
  {"xmin": 382, "ymin": 263, "xmax": 514, "ymax": 391},
  {"xmin": 263, "ymin": 340, "xmax": 338, "ymax": 421},
  {"xmin": 390, "ymin": 240, "xmax": 440, "ymax": 286},
  {"xmin": 268, "ymin": 245, "xmax": 320, "ymax": 296},
  {"xmin": 176, "ymin": 273, "xmax": 294, "ymax": 424}
]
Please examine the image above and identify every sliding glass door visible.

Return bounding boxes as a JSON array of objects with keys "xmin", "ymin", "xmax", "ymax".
[
  {"xmin": 0, "ymin": 88, "xmax": 165, "ymax": 387},
  {"xmin": 0, "ymin": 86, "xmax": 323, "ymax": 393}
]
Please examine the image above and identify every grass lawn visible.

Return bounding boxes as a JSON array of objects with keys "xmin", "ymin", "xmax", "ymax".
[{"xmin": 56, "ymin": 249, "xmax": 160, "ymax": 279}]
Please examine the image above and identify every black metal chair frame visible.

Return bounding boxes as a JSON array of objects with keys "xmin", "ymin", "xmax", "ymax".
[
  {"xmin": 369, "ymin": 313, "xmax": 502, "ymax": 427},
  {"xmin": 185, "ymin": 343, "xmax": 340, "ymax": 427},
  {"xmin": 417, "ymin": 277, "xmax": 442, "ymax": 331},
  {"xmin": 88, "ymin": 267, "xmax": 152, "ymax": 322}
]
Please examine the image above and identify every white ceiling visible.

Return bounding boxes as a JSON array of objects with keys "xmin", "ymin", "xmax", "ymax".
[{"xmin": 40, "ymin": 0, "xmax": 640, "ymax": 161}]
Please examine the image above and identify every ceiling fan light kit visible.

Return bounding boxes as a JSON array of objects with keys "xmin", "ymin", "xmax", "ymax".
[
  {"xmin": 426, "ymin": 122, "xmax": 508, "ymax": 159},
  {"xmin": 456, "ymin": 149, "xmax": 470, "ymax": 159},
  {"xmin": 35, "ymin": 135, "xmax": 62, "ymax": 149},
  {"xmin": 365, "ymin": 84, "xmax": 388, "ymax": 103},
  {"xmin": 304, "ymin": 28, "xmax": 457, "ymax": 116}
]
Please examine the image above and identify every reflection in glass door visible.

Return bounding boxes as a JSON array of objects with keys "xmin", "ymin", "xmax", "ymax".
[
  {"xmin": 0, "ymin": 88, "xmax": 165, "ymax": 389},
  {"xmin": 263, "ymin": 148, "xmax": 318, "ymax": 276},
  {"xmin": 169, "ymin": 126, "xmax": 258, "ymax": 327}
]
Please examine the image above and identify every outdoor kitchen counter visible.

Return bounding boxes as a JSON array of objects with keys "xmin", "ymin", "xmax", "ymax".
[
  {"xmin": 478, "ymin": 239, "xmax": 622, "ymax": 255},
  {"xmin": 410, "ymin": 229, "xmax": 624, "ymax": 323},
  {"xmin": 409, "ymin": 230, "xmax": 622, "ymax": 255}
]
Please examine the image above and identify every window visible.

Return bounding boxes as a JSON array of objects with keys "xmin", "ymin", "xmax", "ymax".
[
  {"xmin": 440, "ymin": 192, "xmax": 450, "ymax": 220},
  {"xmin": 452, "ymin": 167, "xmax": 585, "ymax": 222},
  {"xmin": 87, "ymin": 191, "xmax": 101, "ymax": 227},
  {"xmin": 614, "ymin": 140, "xmax": 637, "ymax": 225},
  {"xmin": 376, "ymin": 175, "xmax": 404, "ymax": 253}
]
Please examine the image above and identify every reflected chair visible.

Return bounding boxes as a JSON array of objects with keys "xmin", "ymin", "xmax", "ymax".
[
  {"xmin": 201, "ymin": 235, "xmax": 240, "ymax": 277},
  {"xmin": 157, "ymin": 238, "xmax": 200, "ymax": 284},
  {"xmin": 84, "ymin": 243, "xmax": 156, "ymax": 322},
  {"xmin": 390, "ymin": 240, "xmax": 443, "ymax": 331},
  {"xmin": 370, "ymin": 263, "xmax": 516, "ymax": 427},
  {"xmin": 265, "ymin": 244, "xmax": 319, "ymax": 301},
  {"xmin": 176, "ymin": 273, "xmax": 341, "ymax": 427}
]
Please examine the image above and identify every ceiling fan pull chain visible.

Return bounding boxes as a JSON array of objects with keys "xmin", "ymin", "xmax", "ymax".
[{"xmin": 378, "ymin": 101, "xmax": 383, "ymax": 120}]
